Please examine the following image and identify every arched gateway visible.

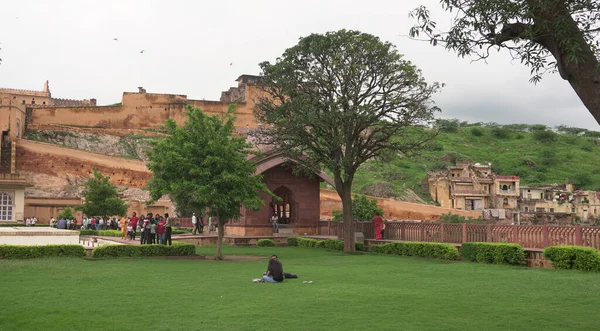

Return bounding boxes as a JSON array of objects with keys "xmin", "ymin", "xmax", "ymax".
[{"xmin": 226, "ymin": 152, "xmax": 334, "ymax": 236}]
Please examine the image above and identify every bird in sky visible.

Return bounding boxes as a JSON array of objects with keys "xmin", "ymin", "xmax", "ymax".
[
  {"xmin": 113, "ymin": 38, "xmax": 118, "ymax": 41},
  {"xmin": 140, "ymin": 50, "xmax": 145, "ymax": 54},
  {"xmin": 230, "ymin": 62, "xmax": 233, "ymax": 66}
]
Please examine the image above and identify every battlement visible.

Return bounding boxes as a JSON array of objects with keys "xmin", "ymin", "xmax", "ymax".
[
  {"xmin": 51, "ymin": 98, "xmax": 97, "ymax": 107},
  {"xmin": 0, "ymin": 88, "xmax": 50, "ymax": 98}
]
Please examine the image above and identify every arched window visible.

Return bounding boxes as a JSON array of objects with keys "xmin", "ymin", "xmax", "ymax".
[
  {"xmin": 0, "ymin": 193, "xmax": 14, "ymax": 221},
  {"xmin": 271, "ymin": 186, "xmax": 292, "ymax": 224},
  {"xmin": 503, "ymin": 198, "xmax": 509, "ymax": 205},
  {"xmin": 502, "ymin": 184, "xmax": 508, "ymax": 191}
]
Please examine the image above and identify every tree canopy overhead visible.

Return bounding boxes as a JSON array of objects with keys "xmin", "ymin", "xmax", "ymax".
[
  {"xmin": 146, "ymin": 105, "xmax": 270, "ymax": 259},
  {"xmin": 409, "ymin": 0, "xmax": 600, "ymax": 124},
  {"xmin": 256, "ymin": 29, "xmax": 440, "ymax": 252}
]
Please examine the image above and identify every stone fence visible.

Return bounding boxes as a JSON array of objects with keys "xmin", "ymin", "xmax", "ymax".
[{"xmin": 318, "ymin": 221, "xmax": 600, "ymax": 250}]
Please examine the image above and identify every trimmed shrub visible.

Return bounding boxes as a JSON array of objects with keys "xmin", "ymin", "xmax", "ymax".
[
  {"xmin": 315, "ymin": 240, "xmax": 327, "ymax": 248},
  {"xmin": 256, "ymin": 239, "xmax": 276, "ymax": 247},
  {"xmin": 297, "ymin": 238, "xmax": 318, "ymax": 248},
  {"xmin": 0, "ymin": 223, "xmax": 28, "ymax": 227},
  {"xmin": 370, "ymin": 242, "xmax": 459, "ymax": 260},
  {"xmin": 544, "ymin": 246, "xmax": 600, "ymax": 271},
  {"xmin": 0, "ymin": 245, "xmax": 86, "ymax": 259},
  {"xmin": 461, "ymin": 242, "xmax": 526, "ymax": 266},
  {"xmin": 355, "ymin": 242, "xmax": 364, "ymax": 252},
  {"xmin": 92, "ymin": 242, "xmax": 195, "ymax": 258},
  {"xmin": 286, "ymin": 237, "xmax": 299, "ymax": 246}
]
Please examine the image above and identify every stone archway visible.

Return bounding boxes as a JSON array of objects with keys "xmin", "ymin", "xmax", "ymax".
[{"xmin": 271, "ymin": 186, "xmax": 293, "ymax": 224}]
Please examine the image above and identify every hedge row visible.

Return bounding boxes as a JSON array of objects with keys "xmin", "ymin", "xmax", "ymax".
[
  {"xmin": 544, "ymin": 246, "xmax": 600, "ymax": 272},
  {"xmin": 461, "ymin": 242, "xmax": 526, "ymax": 266},
  {"xmin": 256, "ymin": 239, "xmax": 276, "ymax": 247},
  {"xmin": 370, "ymin": 241, "xmax": 459, "ymax": 260},
  {"xmin": 287, "ymin": 237, "xmax": 364, "ymax": 251},
  {"xmin": 0, "ymin": 245, "xmax": 86, "ymax": 259},
  {"xmin": 92, "ymin": 242, "xmax": 195, "ymax": 258},
  {"xmin": 80, "ymin": 229, "xmax": 188, "ymax": 237},
  {"xmin": 0, "ymin": 223, "xmax": 28, "ymax": 227}
]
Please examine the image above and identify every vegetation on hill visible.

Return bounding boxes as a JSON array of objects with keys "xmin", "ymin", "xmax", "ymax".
[{"xmin": 341, "ymin": 120, "xmax": 600, "ymax": 203}]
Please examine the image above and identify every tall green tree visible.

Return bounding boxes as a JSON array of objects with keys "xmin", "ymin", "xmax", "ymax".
[
  {"xmin": 78, "ymin": 170, "xmax": 128, "ymax": 219},
  {"xmin": 146, "ymin": 105, "xmax": 270, "ymax": 260},
  {"xmin": 409, "ymin": 0, "xmax": 600, "ymax": 124},
  {"xmin": 255, "ymin": 30, "xmax": 440, "ymax": 252}
]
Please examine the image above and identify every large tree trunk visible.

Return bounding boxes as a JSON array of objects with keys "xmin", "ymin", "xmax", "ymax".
[
  {"xmin": 335, "ymin": 178, "xmax": 355, "ymax": 253},
  {"xmin": 563, "ymin": 57, "xmax": 600, "ymax": 124},
  {"xmin": 531, "ymin": 2, "xmax": 600, "ymax": 124},
  {"xmin": 216, "ymin": 215, "xmax": 224, "ymax": 260}
]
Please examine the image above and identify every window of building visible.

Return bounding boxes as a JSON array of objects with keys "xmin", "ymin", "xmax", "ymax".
[
  {"xmin": 0, "ymin": 193, "xmax": 14, "ymax": 221},
  {"xmin": 572, "ymin": 208, "xmax": 576, "ymax": 213},
  {"xmin": 21, "ymin": 100, "xmax": 25, "ymax": 105},
  {"xmin": 42, "ymin": 101, "xmax": 46, "ymax": 105},
  {"xmin": 527, "ymin": 189, "xmax": 531, "ymax": 192},
  {"xmin": 550, "ymin": 208, "xmax": 555, "ymax": 213},
  {"xmin": 524, "ymin": 207, "xmax": 529, "ymax": 212},
  {"xmin": 540, "ymin": 193, "xmax": 544, "ymax": 199},
  {"xmin": 503, "ymin": 198, "xmax": 509, "ymax": 205},
  {"xmin": 502, "ymin": 184, "xmax": 508, "ymax": 191}
]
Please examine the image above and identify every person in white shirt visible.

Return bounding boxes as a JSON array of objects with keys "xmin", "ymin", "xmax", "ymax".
[
  {"xmin": 25, "ymin": 217, "xmax": 31, "ymax": 227},
  {"xmin": 31, "ymin": 216, "xmax": 37, "ymax": 227},
  {"xmin": 50, "ymin": 217, "xmax": 55, "ymax": 228},
  {"xmin": 192, "ymin": 213, "xmax": 198, "ymax": 234}
]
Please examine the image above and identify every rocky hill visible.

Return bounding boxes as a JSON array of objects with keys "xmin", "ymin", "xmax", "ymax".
[{"xmin": 20, "ymin": 121, "xmax": 600, "ymax": 205}]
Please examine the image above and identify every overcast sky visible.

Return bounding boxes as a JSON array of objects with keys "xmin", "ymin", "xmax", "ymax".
[{"xmin": 0, "ymin": 0, "xmax": 597, "ymax": 130}]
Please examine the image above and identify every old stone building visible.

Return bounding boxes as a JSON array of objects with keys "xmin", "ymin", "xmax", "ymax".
[
  {"xmin": 0, "ymin": 99, "xmax": 30, "ymax": 222},
  {"xmin": 227, "ymin": 151, "xmax": 334, "ymax": 236},
  {"xmin": 518, "ymin": 183, "xmax": 600, "ymax": 222},
  {"xmin": 0, "ymin": 80, "xmax": 96, "ymax": 107},
  {"xmin": 428, "ymin": 162, "xmax": 520, "ymax": 211}
]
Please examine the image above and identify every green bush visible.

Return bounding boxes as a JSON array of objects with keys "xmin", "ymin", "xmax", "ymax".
[
  {"xmin": 315, "ymin": 240, "xmax": 327, "ymax": 248},
  {"xmin": 297, "ymin": 238, "xmax": 318, "ymax": 248},
  {"xmin": 286, "ymin": 237, "xmax": 299, "ymax": 246},
  {"xmin": 461, "ymin": 242, "xmax": 526, "ymax": 266},
  {"xmin": 370, "ymin": 242, "xmax": 459, "ymax": 260},
  {"xmin": 533, "ymin": 129, "xmax": 557, "ymax": 143},
  {"xmin": 0, "ymin": 245, "xmax": 86, "ymax": 259},
  {"xmin": 0, "ymin": 223, "xmax": 27, "ymax": 227},
  {"xmin": 491, "ymin": 127, "xmax": 511, "ymax": 139},
  {"xmin": 543, "ymin": 246, "xmax": 600, "ymax": 271},
  {"xmin": 470, "ymin": 127, "xmax": 484, "ymax": 136},
  {"xmin": 256, "ymin": 239, "xmax": 276, "ymax": 247},
  {"xmin": 92, "ymin": 242, "xmax": 195, "ymax": 258}
]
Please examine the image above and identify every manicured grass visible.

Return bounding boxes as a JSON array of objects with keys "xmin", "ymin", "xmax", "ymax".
[{"xmin": 0, "ymin": 246, "xmax": 599, "ymax": 330}]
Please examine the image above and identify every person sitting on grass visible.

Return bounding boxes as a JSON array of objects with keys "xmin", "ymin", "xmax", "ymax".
[
  {"xmin": 267, "ymin": 255, "xmax": 298, "ymax": 279},
  {"xmin": 262, "ymin": 259, "xmax": 284, "ymax": 283}
]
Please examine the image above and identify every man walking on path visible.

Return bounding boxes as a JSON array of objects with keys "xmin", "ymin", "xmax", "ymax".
[{"xmin": 192, "ymin": 213, "xmax": 199, "ymax": 235}]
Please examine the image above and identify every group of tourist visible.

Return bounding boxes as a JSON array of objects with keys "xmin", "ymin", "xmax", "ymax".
[
  {"xmin": 24, "ymin": 216, "xmax": 38, "ymax": 227},
  {"xmin": 136, "ymin": 212, "xmax": 173, "ymax": 246},
  {"xmin": 191, "ymin": 212, "xmax": 217, "ymax": 234}
]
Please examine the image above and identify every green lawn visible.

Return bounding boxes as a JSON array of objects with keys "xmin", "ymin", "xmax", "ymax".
[{"xmin": 0, "ymin": 246, "xmax": 598, "ymax": 330}]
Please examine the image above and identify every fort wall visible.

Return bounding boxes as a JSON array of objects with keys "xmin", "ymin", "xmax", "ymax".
[
  {"xmin": 319, "ymin": 189, "xmax": 482, "ymax": 221},
  {"xmin": 16, "ymin": 139, "xmax": 151, "ymax": 188}
]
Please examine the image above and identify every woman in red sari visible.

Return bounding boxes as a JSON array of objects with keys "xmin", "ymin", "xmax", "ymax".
[{"xmin": 373, "ymin": 214, "xmax": 384, "ymax": 240}]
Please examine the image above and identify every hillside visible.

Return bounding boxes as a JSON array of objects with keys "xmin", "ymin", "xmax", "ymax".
[
  {"xmin": 343, "ymin": 122, "xmax": 600, "ymax": 203},
  {"xmin": 24, "ymin": 122, "xmax": 600, "ymax": 205}
]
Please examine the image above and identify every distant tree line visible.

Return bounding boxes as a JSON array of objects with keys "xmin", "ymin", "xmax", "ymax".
[{"xmin": 435, "ymin": 119, "xmax": 600, "ymax": 138}]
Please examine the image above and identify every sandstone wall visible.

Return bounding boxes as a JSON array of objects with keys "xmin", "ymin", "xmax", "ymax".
[
  {"xmin": 319, "ymin": 189, "xmax": 482, "ymax": 221},
  {"xmin": 30, "ymin": 89, "xmax": 261, "ymax": 130},
  {"xmin": 16, "ymin": 139, "xmax": 151, "ymax": 188}
]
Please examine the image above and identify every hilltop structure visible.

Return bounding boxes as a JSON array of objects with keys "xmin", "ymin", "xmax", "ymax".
[{"xmin": 428, "ymin": 161, "xmax": 520, "ymax": 211}]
